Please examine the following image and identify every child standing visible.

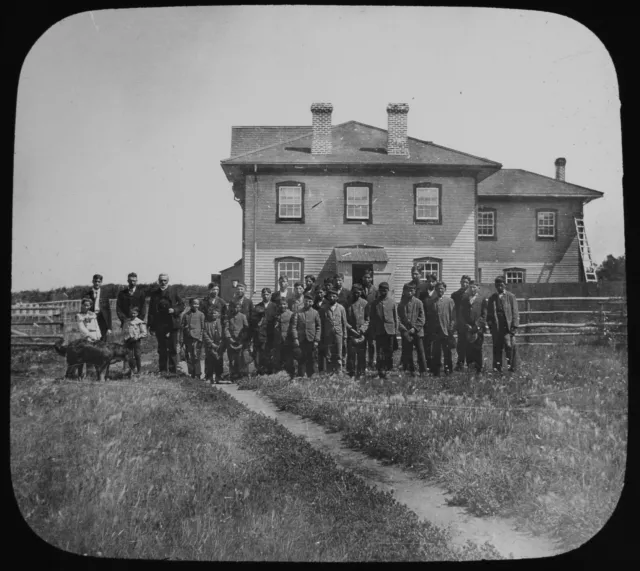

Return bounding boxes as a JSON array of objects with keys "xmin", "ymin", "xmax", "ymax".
[
  {"xmin": 122, "ymin": 305, "xmax": 148, "ymax": 376},
  {"xmin": 225, "ymin": 301, "xmax": 249, "ymax": 382},
  {"xmin": 203, "ymin": 306, "xmax": 227, "ymax": 384},
  {"xmin": 181, "ymin": 298, "xmax": 205, "ymax": 379}
]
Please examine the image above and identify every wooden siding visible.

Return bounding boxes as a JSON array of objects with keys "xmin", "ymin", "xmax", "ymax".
[
  {"xmin": 479, "ymin": 236, "xmax": 580, "ymax": 284},
  {"xmin": 245, "ymin": 240, "xmax": 476, "ymax": 303},
  {"xmin": 242, "ymin": 173, "xmax": 477, "ymax": 300},
  {"xmin": 477, "ymin": 198, "xmax": 583, "ymax": 264},
  {"xmin": 244, "ymin": 173, "xmax": 476, "ymax": 248}
]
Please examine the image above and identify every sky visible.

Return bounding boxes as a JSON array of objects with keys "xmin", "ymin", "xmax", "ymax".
[{"xmin": 12, "ymin": 6, "xmax": 623, "ymax": 291}]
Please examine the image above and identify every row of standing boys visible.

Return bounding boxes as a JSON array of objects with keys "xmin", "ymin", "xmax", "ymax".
[{"xmin": 176, "ymin": 268, "xmax": 519, "ymax": 385}]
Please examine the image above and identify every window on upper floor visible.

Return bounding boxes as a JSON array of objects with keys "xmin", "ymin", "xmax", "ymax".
[
  {"xmin": 276, "ymin": 257, "xmax": 304, "ymax": 295},
  {"xmin": 276, "ymin": 182, "xmax": 305, "ymax": 223},
  {"xmin": 344, "ymin": 183, "xmax": 373, "ymax": 223},
  {"xmin": 536, "ymin": 209, "xmax": 557, "ymax": 240},
  {"xmin": 477, "ymin": 207, "xmax": 497, "ymax": 239},
  {"xmin": 414, "ymin": 183, "xmax": 442, "ymax": 224},
  {"xmin": 504, "ymin": 268, "xmax": 526, "ymax": 284},
  {"xmin": 413, "ymin": 257, "xmax": 442, "ymax": 282}
]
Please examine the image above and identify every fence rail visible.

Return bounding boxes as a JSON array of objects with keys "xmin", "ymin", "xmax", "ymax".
[{"xmin": 11, "ymin": 295, "xmax": 627, "ymax": 349}]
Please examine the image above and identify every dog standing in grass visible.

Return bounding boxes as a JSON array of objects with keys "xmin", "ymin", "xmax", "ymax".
[{"xmin": 54, "ymin": 339, "xmax": 129, "ymax": 381}]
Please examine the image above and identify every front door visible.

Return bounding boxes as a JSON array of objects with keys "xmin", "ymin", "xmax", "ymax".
[{"xmin": 352, "ymin": 264, "xmax": 374, "ymax": 287}]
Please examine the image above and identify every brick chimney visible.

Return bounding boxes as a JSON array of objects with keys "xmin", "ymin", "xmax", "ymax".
[
  {"xmin": 310, "ymin": 102, "xmax": 333, "ymax": 155},
  {"xmin": 387, "ymin": 103, "xmax": 410, "ymax": 156},
  {"xmin": 555, "ymin": 157, "xmax": 566, "ymax": 181}
]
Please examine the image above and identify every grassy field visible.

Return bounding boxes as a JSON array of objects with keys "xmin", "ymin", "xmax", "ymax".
[
  {"xmin": 10, "ymin": 351, "xmax": 503, "ymax": 561},
  {"xmin": 239, "ymin": 344, "xmax": 628, "ymax": 552}
]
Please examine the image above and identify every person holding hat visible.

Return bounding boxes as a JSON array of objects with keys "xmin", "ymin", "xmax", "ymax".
[
  {"xmin": 461, "ymin": 280, "xmax": 488, "ymax": 375},
  {"xmin": 398, "ymin": 283, "xmax": 427, "ymax": 375},
  {"xmin": 369, "ymin": 282, "xmax": 398, "ymax": 378},
  {"xmin": 321, "ymin": 288, "xmax": 348, "ymax": 374},
  {"xmin": 345, "ymin": 284, "xmax": 370, "ymax": 378},
  {"xmin": 486, "ymin": 276, "xmax": 519, "ymax": 372},
  {"xmin": 424, "ymin": 282, "xmax": 456, "ymax": 376},
  {"xmin": 292, "ymin": 292, "xmax": 322, "ymax": 377}
]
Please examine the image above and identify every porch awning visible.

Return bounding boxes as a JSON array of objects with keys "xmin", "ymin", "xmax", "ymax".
[{"xmin": 334, "ymin": 247, "xmax": 389, "ymax": 263}]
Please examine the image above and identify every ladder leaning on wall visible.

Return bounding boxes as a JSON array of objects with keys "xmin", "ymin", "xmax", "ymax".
[{"xmin": 575, "ymin": 217, "xmax": 598, "ymax": 282}]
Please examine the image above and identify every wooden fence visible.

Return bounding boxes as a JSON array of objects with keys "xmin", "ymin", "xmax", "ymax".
[
  {"xmin": 488, "ymin": 296, "xmax": 627, "ymax": 346},
  {"xmin": 11, "ymin": 296, "xmax": 627, "ymax": 349}
]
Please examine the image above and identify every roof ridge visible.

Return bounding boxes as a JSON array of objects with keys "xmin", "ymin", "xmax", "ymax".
[
  {"xmin": 496, "ymin": 168, "xmax": 604, "ymax": 195},
  {"xmin": 223, "ymin": 121, "xmax": 352, "ymax": 162},
  {"xmin": 420, "ymin": 140, "xmax": 502, "ymax": 167}
]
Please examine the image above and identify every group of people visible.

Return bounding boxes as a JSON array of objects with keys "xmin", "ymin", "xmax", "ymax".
[{"xmin": 74, "ymin": 268, "xmax": 520, "ymax": 384}]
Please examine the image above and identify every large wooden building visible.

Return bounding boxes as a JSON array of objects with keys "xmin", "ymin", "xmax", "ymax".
[{"xmin": 220, "ymin": 103, "xmax": 603, "ymax": 301}]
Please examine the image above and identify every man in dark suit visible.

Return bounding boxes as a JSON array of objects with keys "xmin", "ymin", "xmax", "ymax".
[
  {"xmin": 333, "ymin": 273, "xmax": 351, "ymax": 308},
  {"xmin": 424, "ymin": 282, "xmax": 456, "ymax": 376},
  {"xmin": 116, "ymin": 272, "xmax": 146, "ymax": 327},
  {"xmin": 147, "ymin": 273, "xmax": 185, "ymax": 374},
  {"xmin": 405, "ymin": 266, "xmax": 430, "ymax": 302},
  {"xmin": 486, "ymin": 276, "xmax": 519, "ymax": 372},
  {"xmin": 84, "ymin": 273, "xmax": 112, "ymax": 341}
]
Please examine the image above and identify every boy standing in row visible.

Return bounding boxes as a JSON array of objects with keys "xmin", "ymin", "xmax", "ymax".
[
  {"xmin": 292, "ymin": 293, "xmax": 321, "ymax": 377},
  {"xmin": 181, "ymin": 298, "xmax": 205, "ymax": 379},
  {"xmin": 487, "ymin": 276, "xmax": 519, "ymax": 372},
  {"xmin": 345, "ymin": 284, "xmax": 370, "ymax": 379},
  {"xmin": 369, "ymin": 282, "xmax": 398, "ymax": 379},
  {"xmin": 398, "ymin": 283, "xmax": 427, "ymax": 375},
  {"xmin": 425, "ymin": 282, "xmax": 456, "ymax": 376},
  {"xmin": 123, "ymin": 305, "xmax": 147, "ymax": 376},
  {"xmin": 451, "ymin": 275, "xmax": 471, "ymax": 371},
  {"xmin": 461, "ymin": 279, "xmax": 488, "ymax": 375},
  {"xmin": 203, "ymin": 306, "xmax": 226, "ymax": 384}
]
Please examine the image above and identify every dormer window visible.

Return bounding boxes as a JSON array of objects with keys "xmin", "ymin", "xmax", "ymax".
[{"xmin": 276, "ymin": 182, "xmax": 305, "ymax": 223}]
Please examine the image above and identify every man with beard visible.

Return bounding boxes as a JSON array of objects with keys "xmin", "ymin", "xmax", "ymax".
[{"xmin": 147, "ymin": 273, "xmax": 185, "ymax": 374}]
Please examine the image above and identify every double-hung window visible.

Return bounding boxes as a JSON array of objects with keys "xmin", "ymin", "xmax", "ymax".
[
  {"xmin": 276, "ymin": 257, "xmax": 303, "ymax": 294},
  {"xmin": 478, "ymin": 208, "xmax": 496, "ymax": 239},
  {"xmin": 504, "ymin": 268, "xmax": 525, "ymax": 284},
  {"xmin": 413, "ymin": 257, "xmax": 442, "ymax": 282},
  {"xmin": 276, "ymin": 182, "xmax": 305, "ymax": 222},
  {"xmin": 414, "ymin": 184, "xmax": 442, "ymax": 224},
  {"xmin": 344, "ymin": 183, "xmax": 373, "ymax": 223},
  {"xmin": 536, "ymin": 210, "xmax": 556, "ymax": 239}
]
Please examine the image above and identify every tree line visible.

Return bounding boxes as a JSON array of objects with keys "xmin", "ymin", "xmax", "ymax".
[{"xmin": 11, "ymin": 283, "xmax": 211, "ymax": 305}]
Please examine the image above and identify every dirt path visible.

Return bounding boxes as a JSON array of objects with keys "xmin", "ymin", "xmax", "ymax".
[{"xmin": 216, "ymin": 383, "xmax": 563, "ymax": 560}]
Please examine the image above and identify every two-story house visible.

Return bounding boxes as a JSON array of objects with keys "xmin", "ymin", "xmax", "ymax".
[{"xmin": 220, "ymin": 103, "xmax": 603, "ymax": 302}]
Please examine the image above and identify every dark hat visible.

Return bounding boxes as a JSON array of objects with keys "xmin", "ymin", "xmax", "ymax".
[
  {"xmin": 351, "ymin": 283, "xmax": 363, "ymax": 291},
  {"xmin": 292, "ymin": 346, "xmax": 303, "ymax": 361},
  {"xmin": 494, "ymin": 276, "xmax": 505, "ymax": 284},
  {"xmin": 304, "ymin": 293, "xmax": 314, "ymax": 300},
  {"xmin": 379, "ymin": 282, "xmax": 390, "ymax": 290},
  {"xmin": 334, "ymin": 273, "xmax": 344, "ymax": 279},
  {"xmin": 326, "ymin": 288, "xmax": 338, "ymax": 296}
]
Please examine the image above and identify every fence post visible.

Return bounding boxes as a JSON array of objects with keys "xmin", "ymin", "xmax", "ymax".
[{"xmin": 523, "ymin": 298, "xmax": 530, "ymax": 345}]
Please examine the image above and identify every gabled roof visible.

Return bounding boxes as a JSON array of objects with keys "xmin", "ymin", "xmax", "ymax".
[
  {"xmin": 221, "ymin": 121, "xmax": 501, "ymax": 169},
  {"xmin": 230, "ymin": 126, "xmax": 312, "ymax": 158},
  {"xmin": 478, "ymin": 169, "xmax": 604, "ymax": 200}
]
